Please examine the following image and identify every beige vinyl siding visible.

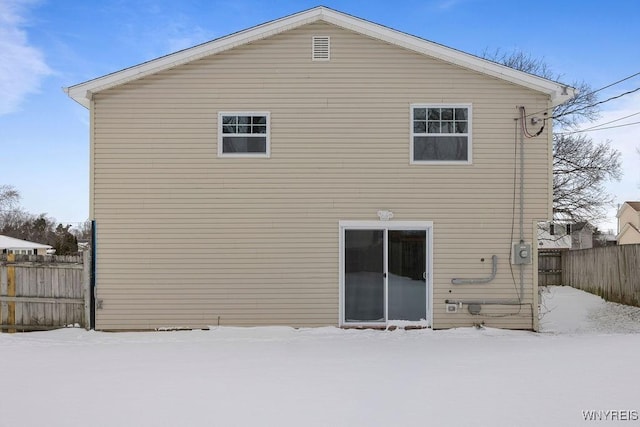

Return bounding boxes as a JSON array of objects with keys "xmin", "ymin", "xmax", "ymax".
[
  {"xmin": 617, "ymin": 205, "xmax": 640, "ymax": 245},
  {"xmin": 92, "ymin": 22, "xmax": 551, "ymax": 330},
  {"xmin": 619, "ymin": 228, "xmax": 640, "ymax": 245},
  {"xmin": 619, "ymin": 205, "xmax": 640, "ymax": 230}
]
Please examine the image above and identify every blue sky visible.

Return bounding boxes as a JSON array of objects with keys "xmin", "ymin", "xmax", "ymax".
[{"xmin": 2, "ymin": 0, "xmax": 639, "ymax": 232}]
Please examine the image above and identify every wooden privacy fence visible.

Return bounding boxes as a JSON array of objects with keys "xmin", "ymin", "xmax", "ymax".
[
  {"xmin": 538, "ymin": 250, "xmax": 565, "ymax": 286},
  {"xmin": 562, "ymin": 244, "xmax": 640, "ymax": 307},
  {"xmin": 0, "ymin": 252, "xmax": 91, "ymax": 332}
]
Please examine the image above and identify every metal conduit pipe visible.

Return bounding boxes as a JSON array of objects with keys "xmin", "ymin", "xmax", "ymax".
[
  {"xmin": 451, "ymin": 255, "xmax": 498, "ymax": 285},
  {"xmin": 518, "ymin": 107, "xmax": 527, "ymax": 302},
  {"xmin": 445, "ymin": 299, "xmax": 522, "ymax": 306}
]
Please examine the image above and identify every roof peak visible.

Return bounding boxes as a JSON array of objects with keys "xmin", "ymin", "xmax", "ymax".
[
  {"xmin": 65, "ymin": 6, "xmax": 574, "ymax": 108},
  {"xmin": 622, "ymin": 201, "xmax": 640, "ymax": 211}
]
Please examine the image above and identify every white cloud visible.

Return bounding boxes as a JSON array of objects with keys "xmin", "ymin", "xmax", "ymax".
[
  {"xmin": 0, "ymin": 0, "xmax": 51, "ymax": 115},
  {"xmin": 166, "ymin": 27, "xmax": 211, "ymax": 53},
  {"xmin": 163, "ymin": 17, "xmax": 213, "ymax": 53},
  {"xmin": 435, "ymin": 0, "xmax": 466, "ymax": 10}
]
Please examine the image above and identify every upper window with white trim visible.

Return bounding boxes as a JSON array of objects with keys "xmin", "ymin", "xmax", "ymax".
[
  {"xmin": 218, "ymin": 112, "xmax": 270, "ymax": 157},
  {"xmin": 411, "ymin": 104, "xmax": 471, "ymax": 164}
]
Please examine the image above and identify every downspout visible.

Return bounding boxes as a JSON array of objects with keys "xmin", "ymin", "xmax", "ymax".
[
  {"xmin": 90, "ymin": 220, "xmax": 96, "ymax": 329},
  {"xmin": 89, "ymin": 94, "xmax": 96, "ymax": 329}
]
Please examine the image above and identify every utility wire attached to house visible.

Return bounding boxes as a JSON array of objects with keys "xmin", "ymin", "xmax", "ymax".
[
  {"xmin": 551, "ymin": 86, "xmax": 640, "ymax": 121},
  {"xmin": 558, "ymin": 120, "xmax": 640, "ymax": 135},
  {"xmin": 519, "ymin": 106, "xmax": 545, "ymax": 138},
  {"xmin": 575, "ymin": 111, "xmax": 640, "ymax": 131},
  {"xmin": 521, "ymin": 70, "xmax": 640, "ymax": 120}
]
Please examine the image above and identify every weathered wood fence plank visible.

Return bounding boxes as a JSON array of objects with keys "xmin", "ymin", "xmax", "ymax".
[
  {"xmin": 7, "ymin": 253, "xmax": 16, "ymax": 332},
  {"xmin": 562, "ymin": 244, "xmax": 640, "ymax": 307},
  {"xmin": 538, "ymin": 250, "xmax": 564, "ymax": 287},
  {"xmin": 83, "ymin": 250, "xmax": 91, "ymax": 330},
  {"xmin": 0, "ymin": 263, "xmax": 6, "ymax": 325},
  {"xmin": 0, "ymin": 296, "xmax": 84, "ymax": 304},
  {"xmin": 0, "ymin": 253, "xmax": 89, "ymax": 332}
]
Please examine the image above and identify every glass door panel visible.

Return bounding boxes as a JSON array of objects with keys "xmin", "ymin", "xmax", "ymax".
[
  {"xmin": 388, "ymin": 230, "xmax": 426, "ymax": 321},
  {"xmin": 344, "ymin": 229, "xmax": 385, "ymax": 322}
]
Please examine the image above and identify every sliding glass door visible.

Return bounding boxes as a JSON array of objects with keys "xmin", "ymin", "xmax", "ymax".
[
  {"xmin": 341, "ymin": 222, "xmax": 431, "ymax": 326},
  {"xmin": 344, "ymin": 229, "xmax": 385, "ymax": 322},
  {"xmin": 388, "ymin": 230, "xmax": 426, "ymax": 321}
]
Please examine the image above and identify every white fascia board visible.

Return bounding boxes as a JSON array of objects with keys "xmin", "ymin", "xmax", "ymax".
[
  {"xmin": 65, "ymin": 8, "xmax": 323, "ymax": 108},
  {"xmin": 320, "ymin": 9, "xmax": 574, "ymax": 106},
  {"xmin": 616, "ymin": 202, "xmax": 640, "ymax": 218},
  {"xmin": 64, "ymin": 6, "xmax": 574, "ymax": 109}
]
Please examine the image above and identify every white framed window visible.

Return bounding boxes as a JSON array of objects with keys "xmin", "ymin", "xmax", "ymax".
[
  {"xmin": 218, "ymin": 112, "xmax": 270, "ymax": 157},
  {"xmin": 410, "ymin": 104, "xmax": 472, "ymax": 164}
]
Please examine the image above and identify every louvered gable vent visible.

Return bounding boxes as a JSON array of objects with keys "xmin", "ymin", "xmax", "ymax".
[{"xmin": 312, "ymin": 36, "xmax": 330, "ymax": 60}]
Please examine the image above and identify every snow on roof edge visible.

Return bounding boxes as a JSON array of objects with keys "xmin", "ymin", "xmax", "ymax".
[{"xmin": 0, "ymin": 235, "xmax": 52, "ymax": 250}]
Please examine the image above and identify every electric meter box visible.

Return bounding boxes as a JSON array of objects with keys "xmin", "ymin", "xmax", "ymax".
[{"xmin": 512, "ymin": 242, "xmax": 532, "ymax": 265}]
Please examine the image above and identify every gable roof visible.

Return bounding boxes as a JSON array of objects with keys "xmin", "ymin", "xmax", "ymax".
[
  {"xmin": 64, "ymin": 6, "xmax": 575, "ymax": 109},
  {"xmin": 0, "ymin": 235, "xmax": 52, "ymax": 250},
  {"xmin": 620, "ymin": 201, "xmax": 640, "ymax": 213},
  {"xmin": 617, "ymin": 222, "xmax": 640, "ymax": 242},
  {"xmin": 616, "ymin": 201, "xmax": 640, "ymax": 220}
]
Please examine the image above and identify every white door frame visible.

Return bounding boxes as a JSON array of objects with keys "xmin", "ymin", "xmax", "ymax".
[{"xmin": 338, "ymin": 220, "xmax": 433, "ymax": 327}]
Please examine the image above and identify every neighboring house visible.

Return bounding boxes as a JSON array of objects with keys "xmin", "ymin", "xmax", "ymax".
[
  {"xmin": 538, "ymin": 222, "xmax": 572, "ymax": 250},
  {"xmin": 617, "ymin": 201, "xmax": 640, "ymax": 245},
  {"xmin": 0, "ymin": 235, "xmax": 53, "ymax": 255},
  {"xmin": 594, "ymin": 230, "xmax": 617, "ymax": 247},
  {"xmin": 570, "ymin": 222, "xmax": 594, "ymax": 250},
  {"xmin": 538, "ymin": 221, "xmax": 595, "ymax": 250},
  {"xmin": 65, "ymin": 7, "xmax": 572, "ymax": 331}
]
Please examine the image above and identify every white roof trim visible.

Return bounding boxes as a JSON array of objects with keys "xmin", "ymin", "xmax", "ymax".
[
  {"xmin": 65, "ymin": 6, "xmax": 574, "ymax": 108},
  {"xmin": 0, "ymin": 235, "xmax": 52, "ymax": 250},
  {"xmin": 616, "ymin": 201, "xmax": 640, "ymax": 218}
]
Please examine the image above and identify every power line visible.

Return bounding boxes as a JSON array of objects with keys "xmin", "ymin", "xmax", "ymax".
[
  {"xmin": 566, "ymin": 111, "xmax": 640, "ymax": 133},
  {"xmin": 558, "ymin": 120, "xmax": 640, "ymax": 135},
  {"xmin": 588, "ymin": 71, "xmax": 640, "ymax": 96},
  {"xmin": 522, "ymin": 70, "xmax": 640, "ymax": 120},
  {"xmin": 551, "ymin": 87, "xmax": 640, "ymax": 120},
  {"xmin": 588, "ymin": 111, "xmax": 640, "ymax": 129}
]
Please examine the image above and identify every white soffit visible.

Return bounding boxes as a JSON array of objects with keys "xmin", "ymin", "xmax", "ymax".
[{"xmin": 64, "ymin": 7, "xmax": 574, "ymax": 108}]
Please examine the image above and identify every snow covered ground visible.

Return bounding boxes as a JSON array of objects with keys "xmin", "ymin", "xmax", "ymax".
[{"xmin": 1, "ymin": 286, "xmax": 639, "ymax": 427}]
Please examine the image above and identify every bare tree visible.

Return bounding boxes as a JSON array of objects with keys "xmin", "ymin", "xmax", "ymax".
[
  {"xmin": 0, "ymin": 185, "xmax": 20, "ymax": 210},
  {"xmin": 0, "ymin": 185, "xmax": 79, "ymax": 254},
  {"xmin": 1, "ymin": 211, "xmax": 78, "ymax": 255},
  {"xmin": 483, "ymin": 49, "xmax": 622, "ymax": 222},
  {"xmin": 553, "ymin": 135, "xmax": 621, "ymax": 221},
  {"xmin": 71, "ymin": 219, "xmax": 93, "ymax": 249},
  {"xmin": 483, "ymin": 49, "xmax": 600, "ymax": 128}
]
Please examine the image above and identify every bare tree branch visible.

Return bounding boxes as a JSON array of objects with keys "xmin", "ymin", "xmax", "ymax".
[
  {"xmin": 482, "ymin": 49, "xmax": 622, "ymax": 223},
  {"xmin": 0, "ymin": 185, "xmax": 79, "ymax": 254},
  {"xmin": 0, "ymin": 185, "xmax": 20, "ymax": 210}
]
